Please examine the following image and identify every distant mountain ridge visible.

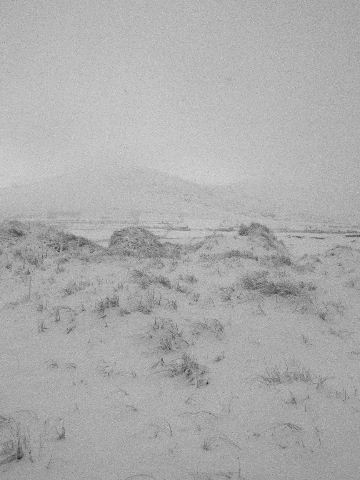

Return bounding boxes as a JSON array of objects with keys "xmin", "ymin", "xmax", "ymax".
[
  {"xmin": 0, "ymin": 161, "xmax": 357, "ymax": 224},
  {"xmin": 0, "ymin": 163, "xmax": 237, "ymax": 221}
]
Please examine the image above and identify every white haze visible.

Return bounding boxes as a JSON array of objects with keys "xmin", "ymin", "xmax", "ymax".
[{"xmin": 1, "ymin": 1, "xmax": 360, "ymax": 220}]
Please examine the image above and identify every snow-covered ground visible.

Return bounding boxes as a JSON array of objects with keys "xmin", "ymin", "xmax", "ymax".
[{"xmin": 1, "ymin": 220, "xmax": 360, "ymax": 479}]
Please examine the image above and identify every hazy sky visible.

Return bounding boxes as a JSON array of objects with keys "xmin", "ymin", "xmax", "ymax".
[{"xmin": 1, "ymin": 0, "xmax": 360, "ymax": 191}]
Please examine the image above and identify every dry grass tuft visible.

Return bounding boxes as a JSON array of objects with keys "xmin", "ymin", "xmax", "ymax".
[
  {"xmin": 0, "ymin": 411, "xmax": 40, "ymax": 465},
  {"xmin": 222, "ymin": 249, "xmax": 258, "ymax": 261},
  {"xmin": 95, "ymin": 294, "xmax": 120, "ymax": 316},
  {"xmin": 0, "ymin": 415, "xmax": 27, "ymax": 465},
  {"xmin": 131, "ymin": 269, "xmax": 172, "ymax": 289},
  {"xmin": 192, "ymin": 318, "xmax": 225, "ymax": 339},
  {"xmin": 241, "ymin": 270, "xmax": 315, "ymax": 297},
  {"xmin": 62, "ymin": 279, "xmax": 90, "ymax": 296},
  {"xmin": 109, "ymin": 227, "xmax": 179, "ymax": 258},
  {"xmin": 260, "ymin": 362, "xmax": 328, "ymax": 389},
  {"xmin": 167, "ymin": 353, "xmax": 209, "ymax": 387},
  {"xmin": 149, "ymin": 318, "xmax": 188, "ymax": 352}
]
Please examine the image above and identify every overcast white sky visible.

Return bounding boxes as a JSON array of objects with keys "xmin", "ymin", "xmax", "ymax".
[{"xmin": 1, "ymin": 0, "xmax": 360, "ymax": 193}]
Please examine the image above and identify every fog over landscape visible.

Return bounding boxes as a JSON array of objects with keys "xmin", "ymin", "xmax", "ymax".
[
  {"xmin": 2, "ymin": 2, "xmax": 360, "ymax": 480},
  {"xmin": 2, "ymin": 1, "xmax": 360, "ymax": 221}
]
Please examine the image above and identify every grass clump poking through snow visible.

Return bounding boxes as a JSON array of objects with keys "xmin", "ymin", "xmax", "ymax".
[
  {"xmin": 148, "ymin": 318, "xmax": 188, "ymax": 352},
  {"xmin": 167, "ymin": 353, "xmax": 209, "ymax": 387},
  {"xmin": 0, "ymin": 413, "xmax": 38, "ymax": 465},
  {"xmin": 241, "ymin": 270, "xmax": 315, "ymax": 297},
  {"xmin": 221, "ymin": 249, "xmax": 258, "ymax": 261},
  {"xmin": 260, "ymin": 363, "xmax": 328, "ymax": 389},
  {"xmin": 109, "ymin": 226, "xmax": 180, "ymax": 258},
  {"xmin": 130, "ymin": 269, "xmax": 153, "ymax": 289},
  {"xmin": 192, "ymin": 318, "xmax": 225, "ymax": 340},
  {"xmin": 238, "ymin": 222, "xmax": 274, "ymax": 239},
  {"xmin": 0, "ymin": 415, "xmax": 26, "ymax": 465},
  {"xmin": 62, "ymin": 279, "xmax": 90, "ymax": 296},
  {"xmin": 155, "ymin": 275, "xmax": 172, "ymax": 289},
  {"xmin": 136, "ymin": 289, "xmax": 161, "ymax": 314},
  {"xmin": 95, "ymin": 294, "xmax": 120, "ymax": 316},
  {"xmin": 131, "ymin": 269, "xmax": 172, "ymax": 289}
]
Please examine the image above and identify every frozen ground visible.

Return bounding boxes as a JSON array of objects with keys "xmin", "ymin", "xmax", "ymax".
[{"xmin": 1, "ymin": 220, "xmax": 360, "ymax": 479}]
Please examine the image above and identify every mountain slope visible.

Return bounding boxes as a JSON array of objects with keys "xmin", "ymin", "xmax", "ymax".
[
  {"xmin": 0, "ymin": 163, "xmax": 237, "ymax": 220},
  {"xmin": 0, "ymin": 161, "xmax": 357, "ymax": 224}
]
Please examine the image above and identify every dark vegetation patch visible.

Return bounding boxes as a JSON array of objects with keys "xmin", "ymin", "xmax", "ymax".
[{"xmin": 109, "ymin": 227, "xmax": 180, "ymax": 258}]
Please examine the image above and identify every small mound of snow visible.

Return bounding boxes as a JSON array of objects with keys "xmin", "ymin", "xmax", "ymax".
[
  {"xmin": 193, "ymin": 223, "xmax": 290, "ymax": 262},
  {"xmin": 0, "ymin": 220, "xmax": 101, "ymax": 254},
  {"xmin": 109, "ymin": 227, "xmax": 178, "ymax": 258},
  {"xmin": 238, "ymin": 222, "xmax": 280, "ymax": 250}
]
